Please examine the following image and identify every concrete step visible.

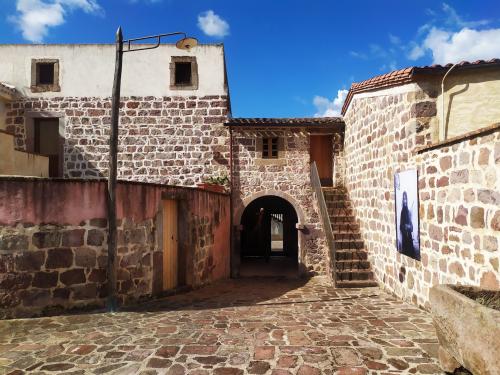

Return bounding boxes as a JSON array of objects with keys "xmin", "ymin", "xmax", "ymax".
[
  {"xmin": 328, "ymin": 208, "xmax": 354, "ymax": 217},
  {"xmin": 335, "ymin": 259, "xmax": 371, "ymax": 270},
  {"xmin": 336, "ymin": 270, "xmax": 374, "ymax": 281},
  {"xmin": 329, "ymin": 215, "xmax": 357, "ymax": 223},
  {"xmin": 325, "ymin": 198, "xmax": 351, "ymax": 208},
  {"xmin": 334, "ymin": 239, "xmax": 364, "ymax": 250},
  {"xmin": 333, "ymin": 232, "xmax": 361, "ymax": 240},
  {"xmin": 336, "ymin": 280, "xmax": 378, "ymax": 288},
  {"xmin": 332, "ymin": 222, "xmax": 360, "ymax": 232},
  {"xmin": 335, "ymin": 250, "xmax": 368, "ymax": 261}
]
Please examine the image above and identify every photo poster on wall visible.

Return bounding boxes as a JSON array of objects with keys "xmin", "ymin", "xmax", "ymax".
[{"xmin": 394, "ymin": 169, "xmax": 421, "ymax": 261}]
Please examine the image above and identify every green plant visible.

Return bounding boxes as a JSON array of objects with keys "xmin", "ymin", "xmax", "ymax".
[{"xmin": 203, "ymin": 174, "xmax": 230, "ymax": 186}]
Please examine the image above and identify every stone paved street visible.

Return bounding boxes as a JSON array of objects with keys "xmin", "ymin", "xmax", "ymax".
[{"xmin": 0, "ymin": 277, "xmax": 443, "ymax": 374}]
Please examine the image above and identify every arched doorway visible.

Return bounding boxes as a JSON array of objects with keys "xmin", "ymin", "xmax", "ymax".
[{"xmin": 239, "ymin": 195, "xmax": 298, "ymax": 276}]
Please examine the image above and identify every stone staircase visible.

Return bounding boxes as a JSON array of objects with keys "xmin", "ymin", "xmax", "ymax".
[{"xmin": 322, "ymin": 186, "xmax": 378, "ymax": 288}]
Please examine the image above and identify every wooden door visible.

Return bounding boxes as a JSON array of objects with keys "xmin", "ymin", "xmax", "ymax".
[
  {"xmin": 310, "ymin": 135, "xmax": 333, "ymax": 186},
  {"xmin": 162, "ymin": 200, "xmax": 178, "ymax": 290}
]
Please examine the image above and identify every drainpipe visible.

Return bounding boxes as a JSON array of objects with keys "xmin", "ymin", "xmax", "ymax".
[
  {"xmin": 229, "ymin": 125, "xmax": 234, "ymax": 278},
  {"xmin": 440, "ymin": 63, "xmax": 458, "ymax": 141}
]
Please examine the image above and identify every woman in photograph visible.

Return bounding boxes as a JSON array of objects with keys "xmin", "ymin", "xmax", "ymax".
[{"xmin": 399, "ymin": 191, "xmax": 415, "ymax": 257}]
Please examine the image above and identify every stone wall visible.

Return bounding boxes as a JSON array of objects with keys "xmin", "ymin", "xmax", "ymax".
[
  {"xmin": 231, "ymin": 127, "xmax": 343, "ymax": 275},
  {"xmin": 343, "ymin": 82, "xmax": 499, "ymax": 308},
  {"xmin": 0, "ymin": 177, "xmax": 230, "ymax": 319},
  {"xmin": 4, "ymin": 95, "xmax": 230, "ymax": 185}
]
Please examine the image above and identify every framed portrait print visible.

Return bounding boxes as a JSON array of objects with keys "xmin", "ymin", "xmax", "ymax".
[{"xmin": 394, "ymin": 169, "xmax": 421, "ymax": 261}]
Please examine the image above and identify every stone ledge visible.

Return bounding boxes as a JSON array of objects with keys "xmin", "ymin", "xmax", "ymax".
[{"xmin": 416, "ymin": 122, "xmax": 500, "ymax": 154}]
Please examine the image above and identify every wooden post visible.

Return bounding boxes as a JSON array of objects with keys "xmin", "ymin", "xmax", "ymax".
[{"xmin": 107, "ymin": 26, "xmax": 123, "ymax": 312}]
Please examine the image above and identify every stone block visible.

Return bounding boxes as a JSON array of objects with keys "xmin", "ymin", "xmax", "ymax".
[
  {"xmin": 62, "ymin": 229, "xmax": 85, "ymax": 247},
  {"xmin": 470, "ymin": 207, "xmax": 485, "ymax": 228},
  {"xmin": 15, "ymin": 251, "xmax": 45, "ymax": 272},
  {"xmin": 410, "ymin": 101, "xmax": 436, "ymax": 118},
  {"xmin": 87, "ymin": 229, "xmax": 104, "ymax": 246},
  {"xmin": 74, "ymin": 247, "xmax": 97, "ymax": 268},
  {"xmin": 20, "ymin": 289, "xmax": 51, "ymax": 307},
  {"xmin": 46, "ymin": 248, "xmax": 73, "ymax": 269},
  {"xmin": 88, "ymin": 268, "xmax": 107, "ymax": 283},
  {"xmin": 32, "ymin": 271, "xmax": 59, "ymax": 288},
  {"xmin": 60, "ymin": 269, "xmax": 86, "ymax": 286},
  {"xmin": 0, "ymin": 235, "xmax": 29, "ymax": 251},
  {"xmin": 72, "ymin": 283, "xmax": 98, "ymax": 300},
  {"xmin": 33, "ymin": 232, "xmax": 61, "ymax": 249},
  {"xmin": 0, "ymin": 272, "xmax": 32, "ymax": 290}
]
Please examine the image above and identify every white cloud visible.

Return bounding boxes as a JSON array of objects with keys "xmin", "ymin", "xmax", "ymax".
[
  {"xmin": 10, "ymin": 0, "xmax": 102, "ymax": 43},
  {"xmin": 441, "ymin": 3, "xmax": 489, "ymax": 29},
  {"xmin": 313, "ymin": 89, "xmax": 348, "ymax": 117},
  {"xmin": 197, "ymin": 10, "xmax": 229, "ymax": 38},
  {"xmin": 389, "ymin": 33, "xmax": 401, "ymax": 45},
  {"xmin": 416, "ymin": 27, "xmax": 500, "ymax": 64}
]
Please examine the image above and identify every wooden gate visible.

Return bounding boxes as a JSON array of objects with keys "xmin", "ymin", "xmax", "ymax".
[{"xmin": 162, "ymin": 199, "xmax": 178, "ymax": 290}]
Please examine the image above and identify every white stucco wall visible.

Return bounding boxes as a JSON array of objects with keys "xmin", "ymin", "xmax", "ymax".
[
  {"xmin": 437, "ymin": 68, "xmax": 500, "ymax": 139},
  {"xmin": 0, "ymin": 44, "xmax": 227, "ymax": 98}
]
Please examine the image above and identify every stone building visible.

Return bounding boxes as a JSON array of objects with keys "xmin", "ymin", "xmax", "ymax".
[
  {"xmin": 0, "ymin": 41, "xmax": 499, "ymax": 317},
  {"xmin": 341, "ymin": 59, "xmax": 500, "ymax": 307},
  {"xmin": 0, "ymin": 43, "xmax": 230, "ymax": 184}
]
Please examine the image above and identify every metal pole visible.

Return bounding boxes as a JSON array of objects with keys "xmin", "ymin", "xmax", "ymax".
[{"xmin": 107, "ymin": 26, "xmax": 123, "ymax": 312}]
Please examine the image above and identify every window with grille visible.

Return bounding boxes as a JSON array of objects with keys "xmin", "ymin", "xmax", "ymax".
[{"xmin": 262, "ymin": 137, "xmax": 279, "ymax": 158}]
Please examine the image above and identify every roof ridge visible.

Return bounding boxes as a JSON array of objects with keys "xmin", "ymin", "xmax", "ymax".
[{"xmin": 341, "ymin": 58, "xmax": 500, "ymax": 115}]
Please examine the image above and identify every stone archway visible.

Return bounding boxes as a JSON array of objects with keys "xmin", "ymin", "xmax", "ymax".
[{"xmin": 232, "ymin": 190, "xmax": 306, "ymax": 277}]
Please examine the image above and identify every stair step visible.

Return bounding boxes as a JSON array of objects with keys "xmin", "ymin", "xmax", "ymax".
[
  {"xmin": 335, "ymin": 260, "xmax": 371, "ymax": 270},
  {"xmin": 332, "ymin": 223, "xmax": 360, "ymax": 232},
  {"xmin": 334, "ymin": 239, "xmax": 364, "ymax": 250},
  {"xmin": 324, "ymin": 199, "xmax": 349, "ymax": 206},
  {"xmin": 336, "ymin": 280, "xmax": 378, "ymax": 288},
  {"xmin": 335, "ymin": 250, "xmax": 368, "ymax": 261},
  {"xmin": 328, "ymin": 208, "xmax": 354, "ymax": 216},
  {"xmin": 334, "ymin": 232, "xmax": 361, "ymax": 240},
  {"xmin": 336, "ymin": 270, "xmax": 374, "ymax": 281},
  {"xmin": 329, "ymin": 215, "xmax": 356, "ymax": 222}
]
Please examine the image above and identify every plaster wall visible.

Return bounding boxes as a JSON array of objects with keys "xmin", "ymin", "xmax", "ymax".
[
  {"xmin": 0, "ymin": 178, "xmax": 230, "ymax": 318},
  {"xmin": 0, "ymin": 44, "xmax": 227, "ymax": 98},
  {"xmin": 436, "ymin": 68, "xmax": 500, "ymax": 139},
  {"xmin": 0, "ymin": 132, "xmax": 49, "ymax": 177}
]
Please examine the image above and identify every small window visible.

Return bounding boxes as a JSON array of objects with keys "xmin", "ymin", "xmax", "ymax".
[
  {"xmin": 31, "ymin": 59, "xmax": 60, "ymax": 92},
  {"xmin": 37, "ymin": 63, "xmax": 55, "ymax": 85},
  {"xmin": 262, "ymin": 137, "xmax": 279, "ymax": 158},
  {"xmin": 170, "ymin": 56, "xmax": 198, "ymax": 90},
  {"xmin": 175, "ymin": 62, "xmax": 192, "ymax": 85}
]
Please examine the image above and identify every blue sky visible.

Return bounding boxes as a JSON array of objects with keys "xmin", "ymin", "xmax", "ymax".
[{"xmin": 1, "ymin": 0, "xmax": 499, "ymax": 117}]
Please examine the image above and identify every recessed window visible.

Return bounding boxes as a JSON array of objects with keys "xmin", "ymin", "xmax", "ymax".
[
  {"xmin": 31, "ymin": 59, "xmax": 60, "ymax": 92},
  {"xmin": 175, "ymin": 62, "xmax": 192, "ymax": 85},
  {"xmin": 170, "ymin": 56, "xmax": 198, "ymax": 90},
  {"xmin": 262, "ymin": 137, "xmax": 279, "ymax": 159},
  {"xmin": 37, "ymin": 63, "xmax": 55, "ymax": 85}
]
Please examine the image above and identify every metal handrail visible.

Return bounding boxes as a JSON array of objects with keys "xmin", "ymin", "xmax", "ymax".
[{"xmin": 310, "ymin": 161, "xmax": 337, "ymax": 287}]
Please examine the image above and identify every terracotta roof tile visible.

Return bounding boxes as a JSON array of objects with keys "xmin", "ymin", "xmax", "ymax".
[
  {"xmin": 225, "ymin": 117, "xmax": 344, "ymax": 127},
  {"xmin": 341, "ymin": 58, "xmax": 500, "ymax": 115}
]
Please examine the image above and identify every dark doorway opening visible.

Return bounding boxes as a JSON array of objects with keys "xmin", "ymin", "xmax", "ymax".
[
  {"xmin": 240, "ymin": 196, "xmax": 298, "ymax": 277},
  {"xmin": 33, "ymin": 118, "xmax": 62, "ymax": 177}
]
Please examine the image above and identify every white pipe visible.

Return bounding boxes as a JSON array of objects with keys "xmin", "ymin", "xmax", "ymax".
[{"xmin": 440, "ymin": 63, "xmax": 458, "ymax": 141}]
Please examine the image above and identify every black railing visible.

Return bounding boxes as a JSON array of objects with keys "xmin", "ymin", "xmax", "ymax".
[{"xmin": 310, "ymin": 161, "xmax": 337, "ymax": 287}]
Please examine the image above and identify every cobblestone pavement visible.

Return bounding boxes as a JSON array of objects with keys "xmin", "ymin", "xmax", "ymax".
[{"xmin": 0, "ymin": 277, "xmax": 443, "ymax": 374}]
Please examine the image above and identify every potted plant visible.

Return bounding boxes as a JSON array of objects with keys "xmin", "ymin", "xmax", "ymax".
[{"xmin": 197, "ymin": 174, "xmax": 229, "ymax": 193}]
